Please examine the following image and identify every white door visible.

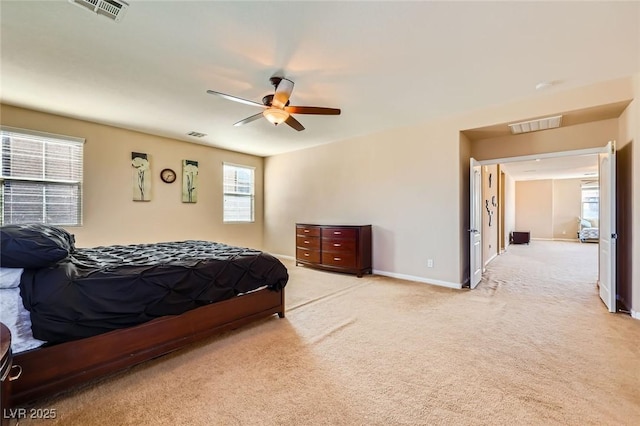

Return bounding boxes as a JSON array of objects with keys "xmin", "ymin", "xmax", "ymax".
[
  {"xmin": 469, "ymin": 158, "xmax": 482, "ymax": 288},
  {"xmin": 598, "ymin": 141, "xmax": 616, "ymax": 312}
]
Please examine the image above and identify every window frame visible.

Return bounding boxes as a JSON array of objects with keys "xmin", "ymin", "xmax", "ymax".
[
  {"xmin": 1, "ymin": 126, "xmax": 84, "ymax": 226},
  {"xmin": 580, "ymin": 184, "xmax": 599, "ymax": 224},
  {"xmin": 222, "ymin": 162, "xmax": 255, "ymax": 223}
]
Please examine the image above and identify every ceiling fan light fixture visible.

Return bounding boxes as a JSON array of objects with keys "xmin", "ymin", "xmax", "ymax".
[
  {"xmin": 263, "ymin": 108, "xmax": 289, "ymax": 125},
  {"xmin": 208, "ymin": 76, "xmax": 339, "ymax": 132}
]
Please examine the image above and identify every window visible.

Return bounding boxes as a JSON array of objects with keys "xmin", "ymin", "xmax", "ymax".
[
  {"xmin": 223, "ymin": 163, "xmax": 254, "ymax": 222},
  {"xmin": 1, "ymin": 127, "xmax": 84, "ymax": 226},
  {"xmin": 581, "ymin": 185, "xmax": 599, "ymax": 223}
]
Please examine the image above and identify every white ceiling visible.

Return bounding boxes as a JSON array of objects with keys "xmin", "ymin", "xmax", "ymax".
[
  {"xmin": 1, "ymin": 1, "xmax": 639, "ymax": 157},
  {"xmin": 499, "ymin": 154, "xmax": 599, "ymax": 181}
]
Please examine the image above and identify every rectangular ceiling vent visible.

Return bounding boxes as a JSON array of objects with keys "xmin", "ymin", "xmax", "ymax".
[
  {"xmin": 69, "ymin": 0, "xmax": 129, "ymax": 22},
  {"xmin": 508, "ymin": 115, "xmax": 563, "ymax": 135},
  {"xmin": 187, "ymin": 131, "xmax": 207, "ymax": 138}
]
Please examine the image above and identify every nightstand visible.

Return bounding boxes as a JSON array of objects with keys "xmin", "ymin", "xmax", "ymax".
[{"xmin": 511, "ymin": 231, "xmax": 531, "ymax": 245}]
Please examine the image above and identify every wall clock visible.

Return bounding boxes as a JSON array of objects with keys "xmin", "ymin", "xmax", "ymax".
[{"xmin": 160, "ymin": 168, "xmax": 176, "ymax": 183}]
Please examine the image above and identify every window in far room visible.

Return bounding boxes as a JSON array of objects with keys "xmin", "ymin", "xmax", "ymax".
[
  {"xmin": 223, "ymin": 163, "xmax": 254, "ymax": 223},
  {"xmin": 0, "ymin": 127, "xmax": 84, "ymax": 226},
  {"xmin": 581, "ymin": 184, "xmax": 599, "ymax": 224}
]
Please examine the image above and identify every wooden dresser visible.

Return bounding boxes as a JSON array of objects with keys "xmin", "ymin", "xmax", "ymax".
[{"xmin": 296, "ymin": 224, "xmax": 372, "ymax": 277}]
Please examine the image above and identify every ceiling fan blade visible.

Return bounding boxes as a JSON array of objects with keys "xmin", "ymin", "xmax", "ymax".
[
  {"xmin": 207, "ymin": 90, "xmax": 264, "ymax": 108},
  {"xmin": 284, "ymin": 106, "xmax": 341, "ymax": 115},
  {"xmin": 233, "ymin": 112, "xmax": 264, "ymax": 127},
  {"xmin": 284, "ymin": 115, "xmax": 305, "ymax": 131},
  {"xmin": 272, "ymin": 78, "xmax": 294, "ymax": 109}
]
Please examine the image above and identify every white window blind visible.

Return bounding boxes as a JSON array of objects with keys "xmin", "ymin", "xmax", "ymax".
[
  {"xmin": 1, "ymin": 127, "xmax": 84, "ymax": 226},
  {"xmin": 581, "ymin": 182, "xmax": 599, "ymax": 222},
  {"xmin": 223, "ymin": 163, "xmax": 254, "ymax": 222}
]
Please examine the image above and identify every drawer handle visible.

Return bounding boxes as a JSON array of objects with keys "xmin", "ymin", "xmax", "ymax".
[
  {"xmin": 9, "ymin": 364, "xmax": 22, "ymax": 381},
  {"xmin": 304, "ymin": 230, "xmax": 310, "ymax": 233},
  {"xmin": 333, "ymin": 243, "xmax": 341, "ymax": 247},
  {"xmin": 334, "ymin": 257, "xmax": 341, "ymax": 261},
  {"xmin": 304, "ymin": 240, "xmax": 310, "ymax": 244},
  {"xmin": 333, "ymin": 231, "xmax": 342, "ymax": 235},
  {"xmin": 304, "ymin": 253, "xmax": 310, "ymax": 257}
]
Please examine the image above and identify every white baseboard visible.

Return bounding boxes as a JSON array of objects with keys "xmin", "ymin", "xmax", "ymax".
[
  {"xmin": 484, "ymin": 253, "xmax": 498, "ymax": 267},
  {"xmin": 631, "ymin": 310, "xmax": 640, "ymax": 320},
  {"xmin": 373, "ymin": 269, "xmax": 462, "ymax": 289},
  {"xmin": 275, "ymin": 255, "xmax": 462, "ymax": 289},
  {"xmin": 273, "ymin": 254, "xmax": 295, "ymax": 261}
]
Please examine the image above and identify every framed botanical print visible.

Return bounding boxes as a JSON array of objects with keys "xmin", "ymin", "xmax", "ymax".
[
  {"xmin": 132, "ymin": 152, "xmax": 151, "ymax": 201},
  {"xmin": 182, "ymin": 160, "xmax": 198, "ymax": 203}
]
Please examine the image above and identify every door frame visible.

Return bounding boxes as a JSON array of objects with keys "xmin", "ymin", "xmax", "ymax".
[
  {"xmin": 470, "ymin": 145, "xmax": 615, "ymax": 305},
  {"xmin": 469, "ymin": 158, "xmax": 482, "ymax": 289},
  {"xmin": 499, "ymin": 168, "xmax": 506, "ymax": 253},
  {"xmin": 598, "ymin": 141, "xmax": 616, "ymax": 312}
]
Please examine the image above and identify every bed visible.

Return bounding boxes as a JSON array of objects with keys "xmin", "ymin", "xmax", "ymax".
[
  {"xmin": 0, "ymin": 224, "xmax": 288, "ymax": 407},
  {"xmin": 578, "ymin": 218, "xmax": 599, "ymax": 243}
]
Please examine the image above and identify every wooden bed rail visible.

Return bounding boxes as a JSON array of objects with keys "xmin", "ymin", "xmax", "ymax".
[{"xmin": 10, "ymin": 288, "xmax": 285, "ymax": 406}]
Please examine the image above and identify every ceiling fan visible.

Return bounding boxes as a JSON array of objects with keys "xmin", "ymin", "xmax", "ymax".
[{"xmin": 207, "ymin": 76, "xmax": 341, "ymax": 131}]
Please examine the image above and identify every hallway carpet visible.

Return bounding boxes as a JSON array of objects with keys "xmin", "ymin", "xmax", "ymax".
[{"xmin": 16, "ymin": 241, "xmax": 640, "ymax": 425}]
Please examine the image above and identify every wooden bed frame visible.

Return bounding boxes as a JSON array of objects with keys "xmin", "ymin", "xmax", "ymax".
[{"xmin": 8, "ymin": 287, "xmax": 285, "ymax": 407}]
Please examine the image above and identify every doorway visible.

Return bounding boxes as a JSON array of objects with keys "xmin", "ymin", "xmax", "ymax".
[{"xmin": 469, "ymin": 144, "xmax": 617, "ymax": 312}]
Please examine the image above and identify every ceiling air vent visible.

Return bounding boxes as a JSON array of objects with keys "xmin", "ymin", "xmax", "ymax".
[
  {"xmin": 508, "ymin": 115, "xmax": 562, "ymax": 135},
  {"xmin": 69, "ymin": 0, "xmax": 129, "ymax": 22},
  {"xmin": 187, "ymin": 131, "xmax": 207, "ymax": 138}
]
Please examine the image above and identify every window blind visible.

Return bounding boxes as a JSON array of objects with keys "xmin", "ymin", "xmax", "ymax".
[
  {"xmin": 580, "ymin": 185, "xmax": 599, "ymax": 222},
  {"xmin": 223, "ymin": 163, "xmax": 254, "ymax": 222},
  {"xmin": 1, "ymin": 126, "xmax": 84, "ymax": 226}
]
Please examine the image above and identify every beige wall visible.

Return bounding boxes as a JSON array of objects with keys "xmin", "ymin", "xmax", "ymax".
[
  {"xmin": 503, "ymin": 171, "xmax": 516, "ymax": 249},
  {"xmin": 515, "ymin": 180, "xmax": 553, "ymax": 239},
  {"xmin": 514, "ymin": 178, "xmax": 583, "ymax": 241},
  {"xmin": 4, "ymin": 74, "xmax": 638, "ymax": 313},
  {"xmin": 459, "ymin": 132, "xmax": 471, "ymax": 284},
  {"xmin": 472, "ymin": 118, "xmax": 618, "ymax": 161},
  {"xmin": 265, "ymin": 122, "xmax": 463, "ymax": 287},
  {"xmin": 617, "ymin": 73, "xmax": 639, "ymax": 317},
  {"xmin": 482, "ymin": 164, "xmax": 498, "ymax": 265},
  {"xmin": 0, "ymin": 104, "xmax": 265, "ymax": 249},
  {"xmin": 552, "ymin": 178, "xmax": 583, "ymax": 239},
  {"xmin": 265, "ymin": 76, "xmax": 636, "ymax": 291}
]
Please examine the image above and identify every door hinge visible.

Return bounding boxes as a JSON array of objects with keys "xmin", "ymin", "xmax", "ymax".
[{"xmin": 612, "ymin": 233, "xmax": 618, "ymax": 239}]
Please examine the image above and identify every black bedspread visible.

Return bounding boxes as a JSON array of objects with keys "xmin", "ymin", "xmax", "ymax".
[{"xmin": 19, "ymin": 240, "xmax": 288, "ymax": 344}]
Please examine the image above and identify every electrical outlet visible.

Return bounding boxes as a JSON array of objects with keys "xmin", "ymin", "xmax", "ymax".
[{"xmin": 427, "ymin": 259, "xmax": 434, "ymax": 268}]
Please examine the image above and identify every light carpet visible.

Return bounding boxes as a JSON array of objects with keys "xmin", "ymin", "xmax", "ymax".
[{"xmin": 15, "ymin": 241, "xmax": 640, "ymax": 425}]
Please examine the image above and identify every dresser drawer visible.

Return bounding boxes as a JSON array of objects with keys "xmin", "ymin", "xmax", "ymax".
[
  {"xmin": 322, "ymin": 238, "xmax": 356, "ymax": 253},
  {"xmin": 296, "ymin": 225, "xmax": 321, "ymax": 237},
  {"xmin": 321, "ymin": 227, "xmax": 357, "ymax": 240},
  {"xmin": 296, "ymin": 235, "xmax": 320, "ymax": 250},
  {"xmin": 296, "ymin": 248, "xmax": 320, "ymax": 263},
  {"xmin": 322, "ymin": 252, "xmax": 357, "ymax": 268}
]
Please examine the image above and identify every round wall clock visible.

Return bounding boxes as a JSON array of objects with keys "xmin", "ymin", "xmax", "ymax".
[{"xmin": 160, "ymin": 168, "xmax": 177, "ymax": 183}]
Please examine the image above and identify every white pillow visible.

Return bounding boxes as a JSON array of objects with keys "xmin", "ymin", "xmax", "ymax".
[
  {"xmin": 0, "ymin": 267, "xmax": 23, "ymax": 289},
  {"xmin": 579, "ymin": 218, "xmax": 592, "ymax": 228}
]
